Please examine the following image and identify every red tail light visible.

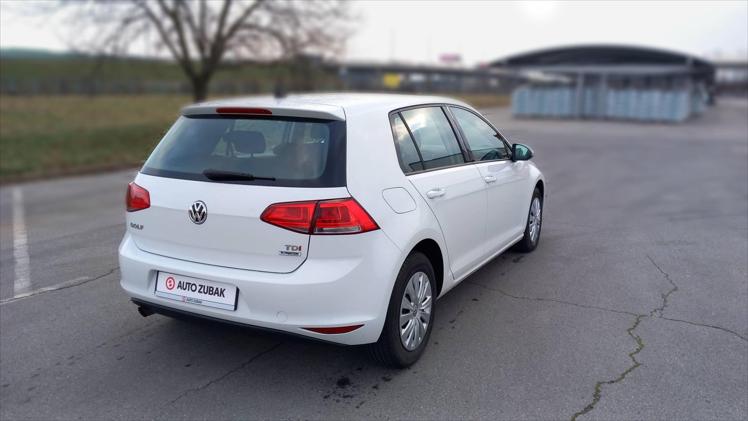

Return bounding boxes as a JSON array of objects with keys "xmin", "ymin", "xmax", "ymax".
[
  {"xmin": 126, "ymin": 182, "xmax": 150, "ymax": 212},
  {"xmin": 260, "ymin": 198, "xmax": 379, "ymax": 235},
  {"xmin": 313, "ymin": 199, "xmax": 379, "ymax": 234},
  {"xmin": 259, "ymin": 201, "xmax": 316, "ymax": 234}
]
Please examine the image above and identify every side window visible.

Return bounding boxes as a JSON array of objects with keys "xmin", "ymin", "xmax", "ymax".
[
  {"xmin": 400, "ymin": 107, "xmax": 465, "ymax": 170},
  {"xmin": 390, "ymin": 114, "xmax": 424, "ymax": 173},
  {"xmin": 450, "ymin": 107, "xmax": 510, "ymax": 161}
]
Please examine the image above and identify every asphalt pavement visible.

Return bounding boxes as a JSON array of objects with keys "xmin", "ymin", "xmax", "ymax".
[{"xmin": 1, "ymin": 100, "xmax": 746, "ymax": 420}]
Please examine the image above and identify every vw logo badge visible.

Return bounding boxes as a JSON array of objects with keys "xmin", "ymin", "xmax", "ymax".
[{"xmin": 188, "ymin": 200, "xmax": 208, "ymax": 225}]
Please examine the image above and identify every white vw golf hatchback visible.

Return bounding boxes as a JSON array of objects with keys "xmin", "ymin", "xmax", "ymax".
[{"xmin": 120, "ymin": 93, "xmax": 545, "ymax": 367}]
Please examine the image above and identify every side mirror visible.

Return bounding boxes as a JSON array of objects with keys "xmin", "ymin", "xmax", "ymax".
[{"xmin": 512, "ymin": 143, "xmax": 534, "ymax": 161}]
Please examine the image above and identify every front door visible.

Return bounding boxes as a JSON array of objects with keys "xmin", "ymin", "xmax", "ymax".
[{"xmin": 448, "ymin": 106, "xmax": 526, "ymax": 250}]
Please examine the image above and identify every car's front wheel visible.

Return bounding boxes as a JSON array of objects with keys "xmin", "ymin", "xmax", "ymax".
[
  {"xmin": 514, "ymin": 187, "xmax": 543, "ymax": 252},
  {"xmin": 367, "ymin": 252, "xmax": 435, "ymax": 368}
]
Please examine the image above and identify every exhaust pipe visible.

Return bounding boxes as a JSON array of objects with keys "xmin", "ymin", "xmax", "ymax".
[{"xmin": 137, "ymin": 305, "xmax": 154, "ymax": 317}]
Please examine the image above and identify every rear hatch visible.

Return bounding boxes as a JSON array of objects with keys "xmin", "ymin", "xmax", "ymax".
[{"xmin": 126, "ymin": 111, "xmax": 347, "ymax": 273}]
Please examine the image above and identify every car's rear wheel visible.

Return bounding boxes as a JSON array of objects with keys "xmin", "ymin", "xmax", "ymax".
[
  {"xmin": 514, "ymin": 187, "xmax": 543, "ymax": 253},
  {"xmin": 367, "ymin": 252, "xmax": 435, "ymax": 368}
]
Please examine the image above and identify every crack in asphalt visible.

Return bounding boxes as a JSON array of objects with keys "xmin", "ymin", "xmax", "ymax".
[
  {"xmin": 467, "ymin": 266, "xmax": 743, "ymax": 342},
  {"xmin": 165, "ymin": 342, "xmax": 283, "ymax": 408},
  {"xmin": 570, "ymin": 314, "xmax": 646, "ymax": 421},
  {"xmin": 466, "ymin": 280, "xmax": 641, "ymax": 317},
  {"xmin": 470, "ymin": 253, "xmax": 742, "ymax": 419},
  {"xmin": 570, "ymin": 254, "xmax": 678, "ymax": 421},
  {"xmin": 661, "ymin": 316, "xmax": 748, "ymax": 342},
  {"xmin": 0, "ymin": 266, "xmax": 120, "ymax": 305},
  {"xmin": 646, "ymin": 255, "xmax": 679, "ymax": 318}
]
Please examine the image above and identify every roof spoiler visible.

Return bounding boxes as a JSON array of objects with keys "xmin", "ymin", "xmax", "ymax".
[{"xmin": 182, "ymin": 103, "xmax": 345, "ymax": 121}]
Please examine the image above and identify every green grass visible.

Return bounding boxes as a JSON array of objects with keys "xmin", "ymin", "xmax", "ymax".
[{"xmin": 0, "ymin": 95, "xmax": 190, "ymax": 181}]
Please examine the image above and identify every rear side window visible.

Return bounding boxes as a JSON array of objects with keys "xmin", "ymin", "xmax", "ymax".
[
  {"xmin": 390, "ymin": 114, "xmax": 424, "ymax": 173},
  {"xmin": 399, "ymin": 107, "xmax": 465, "ymax": 170},
  {"xmin": 141, "ymin": 116, "xmax": 345, "ymax": 187},
  {"xmin": 450, "ymin": 107, "xmax": 511, "ymax": 161}
]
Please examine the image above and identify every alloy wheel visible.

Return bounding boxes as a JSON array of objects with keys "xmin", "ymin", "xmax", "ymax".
[
  {"xmin": 399, "ymin": 271, "xmax": 432, "ymax": 351},
  {"xmin": 529, "ymin": 197, "xmax": 542, "ymax": 243}
]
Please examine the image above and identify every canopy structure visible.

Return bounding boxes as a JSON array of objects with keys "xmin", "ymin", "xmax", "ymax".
[{"xmin": 491, "ymin": 45, "xmax": 716, "ymax": 122}]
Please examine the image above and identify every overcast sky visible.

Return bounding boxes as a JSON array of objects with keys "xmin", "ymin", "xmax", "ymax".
[{"xmin": 1, "ymin": 0, "xmax": 746, "ymax": 65}]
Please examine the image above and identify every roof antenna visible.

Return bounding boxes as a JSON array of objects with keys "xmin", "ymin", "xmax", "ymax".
[{"xmin": 274, "ymin": 78, "xmax": 287, "ymax": 99}]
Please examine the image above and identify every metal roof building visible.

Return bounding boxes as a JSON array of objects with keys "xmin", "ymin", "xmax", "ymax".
[{"xmin": 490, "ymin": 45, "xmax": 716, "ymax": 122}]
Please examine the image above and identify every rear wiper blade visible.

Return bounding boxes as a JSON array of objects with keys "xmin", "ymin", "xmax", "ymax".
[{"xmin": 202, "ymin": 169, "xmax": 276, "ymax": 181}]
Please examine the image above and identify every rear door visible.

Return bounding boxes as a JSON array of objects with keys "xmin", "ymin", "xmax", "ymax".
[
  {"xmin": 448, "ymin": 106, "xmax": 527, "ymax": 249},
  {"xmin": 393, "ymin": 106, "xmax": 488, "ymax": 280},
  {"xmin": 126, "ymin": 114, "xmax": 347, "ymax": 273}
]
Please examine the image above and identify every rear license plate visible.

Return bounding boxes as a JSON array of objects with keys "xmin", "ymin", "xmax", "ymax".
[{"xmin": 155, "ymin": 272, "xmax": 237, "ymax": 311}]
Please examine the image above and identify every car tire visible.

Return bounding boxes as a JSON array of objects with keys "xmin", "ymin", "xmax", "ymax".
[
  {"xmin": 367, "ymin": 252, "xmax": 436, "ymax": 368},
  {"xmin": 514, "ymin": 187, "xmax": 543, "ymax": 253}
]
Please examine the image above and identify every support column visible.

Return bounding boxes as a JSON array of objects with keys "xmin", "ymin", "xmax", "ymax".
[{"xmin": 575, "ymin": 72, "xmax": 585, "ymax": 118}]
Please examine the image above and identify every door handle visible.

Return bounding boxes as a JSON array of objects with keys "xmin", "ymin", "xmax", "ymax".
[
  {"xmin": 483, "ymin": 175, "xmax": 497, "ymax": 183},
  {"xmin": 426, "ymin": 188, "xmax": 446, "ymax": 199}
]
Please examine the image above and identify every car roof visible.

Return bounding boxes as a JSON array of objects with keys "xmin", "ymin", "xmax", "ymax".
[{"xmin": 182, "ymin": 92, "xmax": 471, "ymax": 121}]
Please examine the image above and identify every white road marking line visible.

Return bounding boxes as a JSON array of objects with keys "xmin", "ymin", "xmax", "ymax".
[{"xmin": 12, "ymin": 187, "xmax": 31, "ymax": 297}]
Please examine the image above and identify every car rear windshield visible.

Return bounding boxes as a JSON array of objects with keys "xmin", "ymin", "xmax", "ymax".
[{"xmin": 141, "ymin": 115, "xmax": 346, "ymax": 187}]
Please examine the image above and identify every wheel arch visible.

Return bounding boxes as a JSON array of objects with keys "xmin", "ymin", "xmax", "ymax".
[
  {"xmin": 535, "ymin": 178, "xmax": 545, "ymax": 201},
  {"xmin": 410, "ymin": 238, "xmax": 445, "ymax": 297}
]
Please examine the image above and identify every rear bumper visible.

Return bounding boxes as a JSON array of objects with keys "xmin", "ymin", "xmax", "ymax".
[{"xmin": 118, "ymin": 231, "xmax": 403, "ymax": 345}]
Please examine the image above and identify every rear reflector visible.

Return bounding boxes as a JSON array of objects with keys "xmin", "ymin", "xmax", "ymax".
[
  {"xmin": 216, "ymin": 107, "xmax": 272, "ymax": 115},
  {"xmin": 126, "ymin": 182, "xmax": 150, "ymax": 212},
  {"xmin": 260, "ymin": 198, "xmax": 379, "ymax": 235},
  {"xmin": 303, "ymin": 325, "xmax": 364, "ymax": 334}
]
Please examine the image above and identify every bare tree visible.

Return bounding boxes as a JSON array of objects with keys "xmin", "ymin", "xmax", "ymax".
[{"xmin": 50, "ymin": 0, "xmax": 351, "ymax": 101}]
